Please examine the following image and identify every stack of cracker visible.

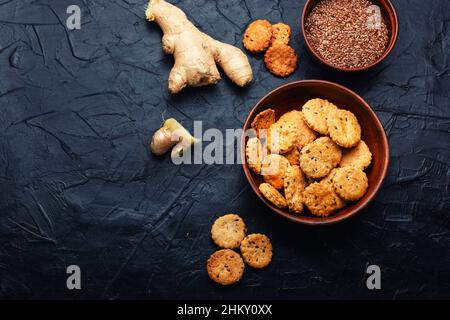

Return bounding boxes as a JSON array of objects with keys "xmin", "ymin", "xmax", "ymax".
[{"xmin": 243, "ymin": 20, "xmax": 298, "ymax": 77}]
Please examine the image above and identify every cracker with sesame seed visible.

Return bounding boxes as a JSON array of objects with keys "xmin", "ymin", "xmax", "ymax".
[
  {"xmin": 240, "ymin": 234, "xmax": 273, "ymax": 268},
  {"xmin": 327, "ymin": 109, "xmax": 361, "ymax": 148},
  {"xmin": 284, "ymin": 165, "xmax": 307, "ymax": 214},
  {"xmin": 261, "ymin": 154, "xmax": 290, "ymax": 189},
  {"xmin": 302, "ymin": 181, "xmax": 346, "ymax": 217},
  {"xmin": 243, "ymin": 20, "xmax": 273, "ymax": 53},
  {"xmin": 320, "ymin": 169, "xmax": 347, "ymax": 209},
  {"xmin": 259, "ymin": 183, "xmax": 287, "ymax": 209},
  {"xmin": 302, "ymin": 98, "xmax": 338, "ymax": 135},
  {"xmin": 264, "ymin": 43, "xmax": 298, "ymax": 77},
  {"xmin": 271, "ymin": 23, "xmax": 291, "ymax": 45},
  {"xmin": 211, "ymin": 214, "xmax": 247, "ymax": 249},
  {"xmin": 284, "ymin": 147, "xmax": 300, "ymax": 166},
  {"xmin": 320, "ymin": 168, "xmax": 338, "ymax": 187},
  {"xmin": 207, "ymin": 249, "xmax": 245, "ymax": 285},
  {"xmin": 332, "ymin": 166, "xmax": 368, "ymax": 201},
  {"xmin": 251, "ymin": 108, "xmax": 275, "ymax": 138},
  {"xmin": 246, "ymin": 137, "xmax": 263, "ymax": 174},
  {"xmin": 339, "ymin": 140, "xmax": 372, "ymax": 170},
  {"xmin": 300, "ymin": 137, "xmax": 342, "ymax": 179},
  {"xmin": 267, "ymin": 121, "xmax": 299, "ymax": 154},
  {"xmin": 278, "ymin": 110, "xmax": 317, "ymax": 149}
]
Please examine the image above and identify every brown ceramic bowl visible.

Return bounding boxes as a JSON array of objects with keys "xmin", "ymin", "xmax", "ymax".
[
  {"xmin": 241, "ymin": 80, "xmax": 389, "ymax": 225},
  {"xmin": 301, "ymin": 0, "xmax": 399, "ymax": 72}
]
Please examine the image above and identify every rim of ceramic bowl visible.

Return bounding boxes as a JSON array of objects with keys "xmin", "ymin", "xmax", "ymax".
[
  {"xmin": 240, "ymin": 80, "xmax": 390, "ymax": 225},
  {"xmin": 301, "ymin": 0, "xmax": 399, "ymax": 72}
]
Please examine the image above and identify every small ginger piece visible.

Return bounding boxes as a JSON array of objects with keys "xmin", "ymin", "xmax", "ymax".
[
  {"xmin": 146, "ymin": 0, "xmax": 253, "ymax": 93},
  {"xmin": 151, "ymin": 118, "xmax": 198, "ymax": 160}
]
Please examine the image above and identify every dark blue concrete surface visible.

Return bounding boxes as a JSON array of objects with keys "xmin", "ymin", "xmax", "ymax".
[{"xmin": 0, "ymin": 0, "xmax": 449, "ymax": 299}]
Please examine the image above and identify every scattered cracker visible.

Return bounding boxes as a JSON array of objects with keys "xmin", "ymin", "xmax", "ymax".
[
  {"xmin": 284, "ymin": 165, "xmax": 307, "ymax": 214},
  {"xmin": 303, "ymin": 182, "xmax": 346, "ymax": 216},
  {"xmin": 240, "ymin": 233, "xmax": 273, "ymax": 268},
  {"xmin": 340, "ymin": 140, "xmax": 372, "ymax": 170},
  {"xmin": 333, "ymin": 166, "xmax": 368, "ymax": 201},
  {"xmin": 264, "ymin": 43, "xmax": 298, "ymax": 77},
  {"xmin": 207, "ymin": 249, "xmax": 245, "ymax": 285},
  {"xmin": 211, "ymin": 214, "xmax": 247, "ymax": 249},
  {"xmin": 327, "ymin": 109, "xmax": 361, "ymax": 148},
  {"xmin": 259, "ymin": 183, "xmax": 287, "ymax": 209},
  {"xmin": 251, "ymin": 108, "xmax": 275, "ymax": 138},
  {"xmin": 302, "ymin": 98, "xmax": 338, "ymax": 135},
  {"xmin": 278, "ymin": 110, "xmax": 317, "ymax": 149},
  {"xmin": 243, "ymin": 20, "xmax": 273, "ymax": 53},
  {"xmin": 300, "ymin": 137, "xmax": 342, "ymax": 179},
  {"xmin": 246, "ymin": 137, "xmax": 263, "ymax": 174},
  {"xmin": 267, "ymin": 121, "xmax": 298, "ymax": 154},
  {"xmin": 261, "ymin": 154, "xmax": 290, "ymax": 189},
  {"xmin": 271, "ymin": 23, "xmax": 291, "ymax": 45},
  {"xmin": 284, "ymin": 147, "xmax": 300, "ymax": 166}
]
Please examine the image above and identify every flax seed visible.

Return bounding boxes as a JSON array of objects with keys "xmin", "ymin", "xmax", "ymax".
[{"xmin": 305, "ymin": 0, "xmax": 390, "ymax": 69}]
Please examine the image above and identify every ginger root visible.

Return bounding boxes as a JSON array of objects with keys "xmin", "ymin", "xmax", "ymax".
[
  {"xmin": 146, "ymin": 0, "xmax": 253, "ymax": 93},
  {"xmin": 151, "ymin": 118, "xmax": 198, "ymax": 159}
]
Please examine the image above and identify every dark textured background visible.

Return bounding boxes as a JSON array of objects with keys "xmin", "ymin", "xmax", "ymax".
[{"xmin": 0, "ymin": 0, "xmax": 449, "ymax": 300}]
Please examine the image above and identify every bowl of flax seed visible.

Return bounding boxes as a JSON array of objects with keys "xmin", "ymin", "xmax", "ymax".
[{"xmin": 302, "ymin": 0, "xmax": 398, "ymax": 71}]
